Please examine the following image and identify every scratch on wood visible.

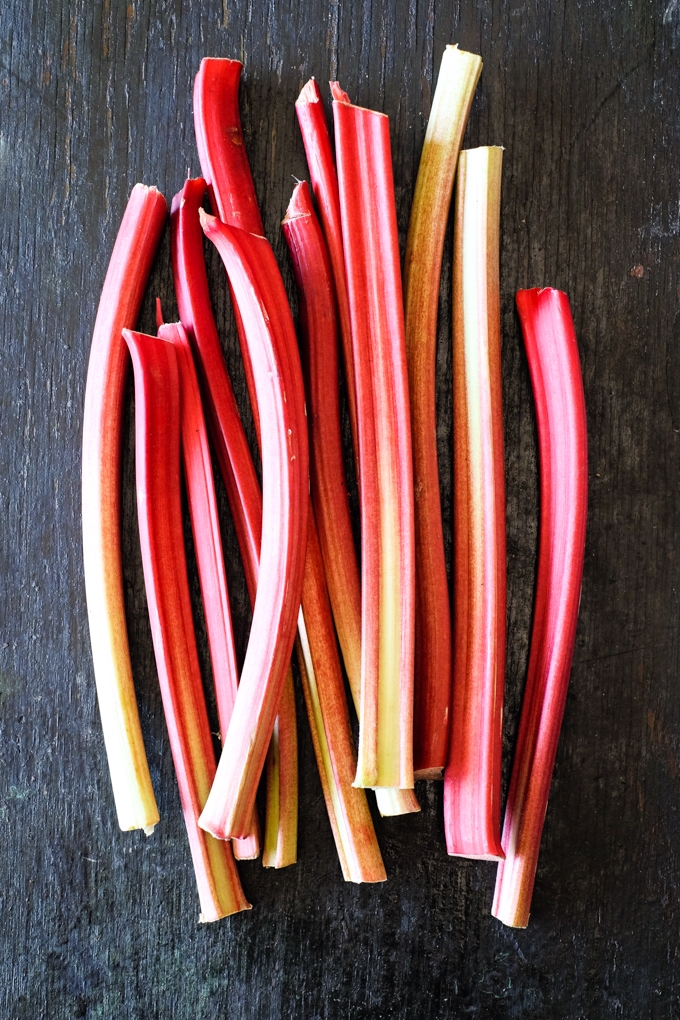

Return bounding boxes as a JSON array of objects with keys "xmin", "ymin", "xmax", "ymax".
[{"xmin": 663, "ymin": 0, "xmax": 679, "ymax": 23}]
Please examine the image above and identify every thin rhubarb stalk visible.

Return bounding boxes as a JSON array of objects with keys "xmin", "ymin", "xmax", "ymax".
[
  {"xmin": 197, "ymin": 217, "xmax": 308, "ymax": 841},
  {"xmin": 295, "ymin": 78, "xmax": 359, "ymax": 462},
  {"xmin": 297, "ymin": 513, "xmax": 386, "ymax": 883},
  {"xmin": 282, "ymin": 181, "xmax": 418, "ymax": 817},
  {"xmin": 158, "ymin": 320, "xmax": 260, "ymax": 861},
  {"xmin": 492, "ymin": 288, "xmax": 587, "ymax": 928},
  {"xmin": 444, "ymin": 146, "xmax": 506, "ymax": 860},
  {"xmin": 193, "ymin": 57, "xmax": 264, "ymax": 436},
  {"xmin": 404, "ymin": 45, "xmax": 482, "ymax": 779},
  {"xmin": 82, "ymin": 184, "xmax": 166, "ymax": 833},
  {"xmin": 332, "ymin": 83, "xmax": 415, "ymax": 790},
  {"xmin": 122, "ymin": 328, "xmax": 250, "ymax": 921},
  {"xmin": 170, "ymin": 179, "xmax": 297, "ymax": 867}
]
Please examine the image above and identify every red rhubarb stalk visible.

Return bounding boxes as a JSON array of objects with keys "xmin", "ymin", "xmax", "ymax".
[
  {"xmin": 123, "ymin": 327, "xmax": 250, "ymax": 921},
  {"xmin": 197, "ymin": 216, "xmax": 308, "ymax": 841},
  {"xmin": 295, "ymin": 78, "xmax": 359, "ymax": 461},
  {"xmin": 445, "ymin": 146, "xmax": 506, "ymax": 860},
  {"xmin": 404, "ymin": 46, "xmax": 482, "ymax": 779},
  {"xmin": 332, "ymin": 82, "xmax": 415, "ymax": 790},
  {"xmin": 158, "ymin": 320, "xmax": 260, "ymax": 860},
  {"xmin": 282, "ymin": 181, "xmax": 419, "ymax": 817},
  {"xmin": 492, "ymin": 288, "xmax": 587, "ymax": 928},
  {"xmin": 170, "ymin": 179, "xmax": 297, "ymax": 867},
  {"xmin": 82, "ymin": 184, "xmax": 166, "ymax": 833}
]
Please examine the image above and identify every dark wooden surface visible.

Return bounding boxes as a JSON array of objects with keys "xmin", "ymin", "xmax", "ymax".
[{"xmin": 1, "ymin": 0, "xmax": 679, "ymax": 1016}]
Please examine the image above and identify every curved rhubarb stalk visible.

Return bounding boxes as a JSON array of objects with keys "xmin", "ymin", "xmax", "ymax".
[
  {"xmin": 332, "ymin": 82, "xmax": 415, "ymax": 791},
  {"xmin": 295, "ymin": 78, "xmax": 358, "ymax": 461},
  {"xmin": 445, "ymin": 146, "xmax": 506, "ymax": 860},
  {"xmin": 404, "ymin": 46, "xmax": 482, "ymax": 779},
  {"xmin": 492, "ymin": 288, "xmax": 587, "ymax": 928},
  {"xmin": 170, "ymin": 179, "xmax": 297, "ymax": 867},
  {"xmin": 122, "ymin": 328, "xmax": 250, "ymax": 922},
  {"xmin": 282, "ymin": 182, "xmax": 419, "ymax": 818},
  {"xmin": 158, "ymin": 320, "xmax": 260, "ymax": 861},
  {"xmin": 82, "ymin": 184, "xmax": 166, "ymax": 833},
  {"xmin": 198, "ymin": 216, "xmax": 308, "ymax": 841}
]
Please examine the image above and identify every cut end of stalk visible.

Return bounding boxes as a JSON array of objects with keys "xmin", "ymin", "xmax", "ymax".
[
  {"xmin": 296, "ymin": 77, "xmax": 321, "ymax": 106},
  {"xmin": 282, "ymin": 181, "xmax": 312, "ymax": 224},
  {"xmin": 374, "ymin": 788, "xmax": 421, "ymax": 817},
  {"xmin": 143, "ymin": 823, "xmax": 156, "ymax": 836},
  {"xmin": 329, "ymin": 80, "xmax": 351, "ymax": 104}
]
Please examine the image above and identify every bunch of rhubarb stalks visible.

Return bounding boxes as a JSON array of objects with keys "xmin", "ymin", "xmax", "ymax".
[{"xmin": 82, "ymin": 46, "xmax": 587, "ymax": 929}]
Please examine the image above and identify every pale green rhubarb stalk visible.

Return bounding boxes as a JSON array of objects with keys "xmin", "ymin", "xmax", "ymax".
[
  {"xmin": 123, "ymin": 327, "xmax": 250, "ymax": 921},
  {"xmin": 404, "ymin": 45, "xmax": 482, "ymax": 779},
  {"xmin": 157, "ymin": 318, "xmax": 260, "ymax": 861},
  {"xmin": 170, "ymin": 178, "xmax": 297, "ymax": 867},
  {"xmin": 82, "ymin": 184, "xmax": 166, "ymax": 833},
  {"xmin": 198, "ymin": 217, "xmax": 309, "ymax": 841},
  {"xmin": 493, "ymin": 288, "xmax": 587, "ymax": 928},
  {"xmin": 332, "ymin": 83, "xmax": 415, "ymax": 790},
  {"xmin": 282, "ymin": 181, "xmax": 417, "ymax": 818},
  {"xmin": 444, "ymin": 146, "xmax": 506, "ymax": 860}
]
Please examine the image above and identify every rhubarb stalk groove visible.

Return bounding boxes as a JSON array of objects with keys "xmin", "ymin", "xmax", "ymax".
[
  {"xmin": 404, "ymin": 46, "xmax": 482, "ymax": 779},
  {"xmin": 492, "ymin": 288, "xmax": 587, "ymax": 928},
  {"xmin": 445, "ymin": 146, "xmax": 506, "ymax": 860},
  {"xmin": 82, "ymin": 184, "xmax": 166, "ymax": 833}
]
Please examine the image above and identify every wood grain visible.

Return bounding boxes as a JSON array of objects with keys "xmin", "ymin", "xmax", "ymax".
[{"xmin": 1, "ymin": 0, "xmax": 679, "ymax": 1016}]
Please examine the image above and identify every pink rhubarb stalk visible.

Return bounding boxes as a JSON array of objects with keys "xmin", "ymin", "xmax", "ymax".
[
  {"xmin": 282, "ymin": 181, "xmax": 418, "ymax": 817},
  {"xmin": 123, "ymin": 327, "xmax": 250, "ymax": 921},
  {"xmin": 492, "ymin": 288, "xmax": 587, "ymax": 928},
  {"xmin": 157, "ymin": 319, "xmax": 260, "ymax": 860},
  {"xmin": 197, "ymin": 216, "xmax": 308, "ymax": 841},
  {"xmin": 332, "ymin": 82, "xmax": 415, "ymax": 790},
  {"xmin": 404, "ymin": 46, "xmax": 482, "ymax": 779},
  {"xmin": 82, "ymin": 184, "xmax": 166, "ymax": 833},
  {"xmin": 445, "ymin": 146, "xmax": 506, "ymax": 860},
  {"xmin": 171, "ymin": 179, "xmax": 298, "ymax": 867}
]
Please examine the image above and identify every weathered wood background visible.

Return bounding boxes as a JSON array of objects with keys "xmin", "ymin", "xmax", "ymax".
[{"xmin": 1, "ymin": 0, "xmax": 679, "ymax": 1016}]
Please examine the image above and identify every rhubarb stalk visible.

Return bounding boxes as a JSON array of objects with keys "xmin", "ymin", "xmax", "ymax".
[
  {"xmin": 492, "ymin": 288, "xmax": 587, "ymax": 928},
  {"xmin": 445, "ymin": 146, "xmax": 506, "ymax": 860},
  {"xmin": 170, "ymin": 179, "xmax": 298, "ymax": 867},
  {"xmin": 82, "ymin": 184, "xmax": 166, "ymax": 833},
  {"xmin": 198, "ymin": 217, "xmax": 308, "ymax": 841},
  {"xmin": 282, "ymin": 181, "xmax": 418, "ymax": 817},
  {"xmin": 123, "ymin": 327, "xmax": 250, "ymax": 921},
  {"xmin": 404, "ymin": 46, "xmax": 482, "ymax": 779},
  {"xmin": 332, "ymin": 83, "xmax": 415, "ymax": 790},
  {"xmin": 158, "ymin": 320, "xmax": 260, "ymax": 860}
]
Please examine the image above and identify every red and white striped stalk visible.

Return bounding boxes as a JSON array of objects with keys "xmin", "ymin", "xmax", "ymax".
[
  {"xmin": 493, "ymin": 288, "xmax": 587, "ymax": 928},
  {"xmin": 282, "ymin": 182, "xmax": 419, "ymax": 817},
  {"xmin": 404, "ymin": 46, "xmax": 482, "ymax": 779},
  {"xmin": 82, "ymin": 184, "xmax": 166, "ymax": 833},
  {"xmin": 445, "ymin": 146, "xmax": 506, "ymax": 860},
  {"xmin": 332, "ymin": 82, "xmax": 415, "ymax": 791},
  {"xmin": 123, "ymin": 327, "xmax": 250, "ymax": 922},
  {"xmin": 170, "ymin": 180, "xmax": 298, "ymax": 867},
  {"xmin": 198, "ymin": 217, "xmax": 308, "ymax": 841}
]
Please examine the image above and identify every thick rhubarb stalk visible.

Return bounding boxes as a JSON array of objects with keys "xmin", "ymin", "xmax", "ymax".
[
  {"xmin": 404, "ymin": 46, "xmax": 482, "ymax": 779},
  {"xmin": 492, "ymin": 289, "xmax": 587, "ymax": 928},
  {"xmin": 445, "ymin": 146, "xmax": 506, "ymax": 860},
  {"xmin": 198, "ymin": 216, "xmax": 308, "ymax": 841},
  {"xmin": 332, "ymin": 83, "xmax": 415, "ymax": 790},
  {"xmin": 282, "ymin": 182, "xmax": 418, "ymax": 817},
  {"xmin": 295, "ymin": 78, "xmax": 358, "ymax": 460},
  {"xmin": 158, "ymin": 320, "xmax": 260, "ymax": 861},
  {"xmin": 170, "ymin": 179, "xmax": 297, "ymax": 867},
  {"xmin": 122, "ymin": 328, "xmax": 250, "ymax": 921},
  {"xmin": 82, "ymin": 184, "xmax": 166, "ymax": 833},
  {"xmin": 297, "ymin": 514, "xmax": 386, "ymax": 883}
]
